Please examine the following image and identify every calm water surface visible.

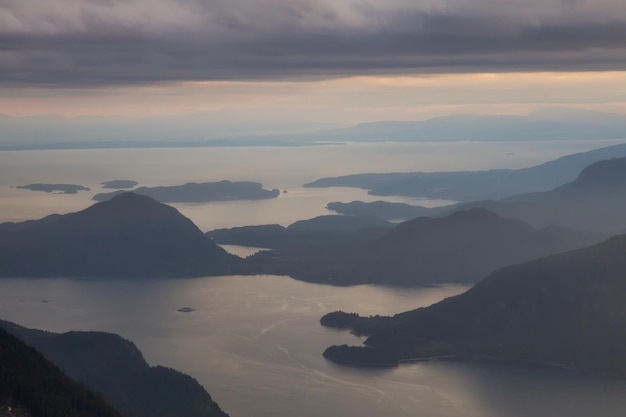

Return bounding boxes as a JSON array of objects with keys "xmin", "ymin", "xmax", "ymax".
[{"xmin": 0, "ymin": 276, "xmax": 625, "ymax": 417}]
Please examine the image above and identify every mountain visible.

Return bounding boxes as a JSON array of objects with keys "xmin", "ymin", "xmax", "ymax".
[
  {"xmin": 2, "ymin": 108, "xmax": 624, "ymax": 150},
  {"xmin": 0, "ymin": 327, "xmax": 123, "ymax": 417},
  {"xmin": 246, "ymin": 208, "xmax": 602, "ymax": 286},
  {"xmin": 327, "ymin": 156, "xmax": 626, "ymax": 234},
  {"xmin": 311, "ymin": 109, "xmax": 626, "ymax": 143},
  {"xmin": 1, "ymin": 321, "xmax": 229, "ymax": 417},
  {"xmin": 305, "ymin": 142, "xmax": 626, "ymax": 201},
  {"xmin": 321, "ymin": 234, "xmax": 626, "ymax": 378},
  {"xmin": 0, "ymin": 193, "xmax": 239, "ymax": 277},
  {"xmin": 458, "ymin": 157, "xmax": 626, "ymax": 233}
]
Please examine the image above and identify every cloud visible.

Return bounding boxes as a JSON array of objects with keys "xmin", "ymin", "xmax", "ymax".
[{"xmin": 1, "ymin": 0, "xmax": 626, "ymax": 86}]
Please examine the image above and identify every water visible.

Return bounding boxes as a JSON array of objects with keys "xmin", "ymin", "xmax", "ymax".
[
  {"xmin": 3, "ymin": 140, "xmax": 626, "ymax": 416},
  {"xmin": 1, "ymin": 140, "xmax": 623, "ymax": 229},
  {"xmin": 1, "ymin": 276, "xmax": 625, "ymax": 417}
]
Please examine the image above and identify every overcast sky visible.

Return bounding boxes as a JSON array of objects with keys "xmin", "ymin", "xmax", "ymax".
[{"xmin": 2, "ymin": 0, "xmax": 626, "ymax": 123}]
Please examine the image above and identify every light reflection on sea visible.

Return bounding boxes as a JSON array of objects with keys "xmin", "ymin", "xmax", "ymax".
[{"xmin": 0, "ymin": 276, "xmax": 625, "ymax": 417}]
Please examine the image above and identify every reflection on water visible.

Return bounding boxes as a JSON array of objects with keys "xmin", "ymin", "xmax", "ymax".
[{"xmin": 1, "ymin": 276, "xmax": 625, "ymax": 417}]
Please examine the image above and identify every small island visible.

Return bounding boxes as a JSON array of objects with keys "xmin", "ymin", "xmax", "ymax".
[
  {"xmin": 177, "ymin": 307, "xmax": 196, "ymax": 313},
  {"xmin": 101, "ymin": 179, "xmax": 139, "ymax": 189},
  {"xmin": 15, "ymin": 183, "xmax": 91, "ymax": 194},
  {"xmin": 93, "ymin": 181, "xmax": 280, "ymax": 203}
]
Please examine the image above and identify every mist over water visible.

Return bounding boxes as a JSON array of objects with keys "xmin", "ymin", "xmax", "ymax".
[
  {"xmin": 2, "ymin": 140, "xmax": 626, "ymax": 416},
  {"xmin": 0, "ymin": 140, "xmax": 623, "ymax": 229}
]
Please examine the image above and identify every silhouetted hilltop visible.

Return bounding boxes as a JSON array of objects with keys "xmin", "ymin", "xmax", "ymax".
[
  {"xmin": 93, "ymin": 181, "xmax": 279, "ymax": 203},
  {"xmin": 564, "ymin": 156, "xmax": 626, "ymax": 189},
  {"xmin": 1, "ymin": 321, "xmax": 228, "ymax": 417},
  {"xmin": 322, "ymin": 234, "xmax": 626, "ymax": 377},
  {"xmin": 0, "ymin": 193, "xmax": 239, "ymax": 277},
  {"xmin": 0, "ymin": 327, "xmax": 123, "ymax": 417},
  {"xmin": 246, "ymin": 208, "xmax": 601, "ymax": 286}
]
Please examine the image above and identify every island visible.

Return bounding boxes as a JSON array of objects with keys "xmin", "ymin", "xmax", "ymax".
[
  {"xmin": 100, "ymin": 179, "xmax": 138, "ymax": 189},
  {"xmin": 15, "ymin": 183, "xmax": 90, "ymax": 194},
  {"xmin": 92, "ymin": 180, "xmax": 280, "ymax": 203}
]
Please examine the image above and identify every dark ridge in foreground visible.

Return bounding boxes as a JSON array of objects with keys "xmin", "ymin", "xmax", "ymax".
[
  {"xmin": 1, "ymin": 321, "xmax": 229, "ymax": 417},
  {"xmin": 0, "ymin": 327, "xmax": 123, "ymax": 417},
  {"xmin": 322, "ymin": 234, "xmax": 626, "ymax": 377},
  {"xmin": 0, "ymin": 192, "xmax": 240, "ymax": 277}
]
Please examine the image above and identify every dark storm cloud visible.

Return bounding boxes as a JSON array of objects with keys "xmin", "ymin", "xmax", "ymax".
[{"xmin": 1, "ymin": 0, "xmax": 626, "ymax": 86}]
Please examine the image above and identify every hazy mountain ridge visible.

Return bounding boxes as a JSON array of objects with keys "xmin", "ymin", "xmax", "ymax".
[
  {"xmin": 0, "ymin": 321, "xmax": 229, "ymax": 417},
  {"xmin": 313, "ymin": 109, "xmax": 626, "ymax": 143},
  {"xmin": 327, "ymin": 155, "xmax": 626, "ymax": 234},
  {"xmin": 2, "ymin": 108, "xmax": 624, "ymax": 150},
  {"xmin": 455, "ymin": 157, "xmax": 626, "ymax": 233},
  {"xmin": 321, "ymin": 234, "xmax": 626, "ymax": 378},
  {"xmin": 306, "ymin": 142, "xmax": 626, "ymax": 201}
]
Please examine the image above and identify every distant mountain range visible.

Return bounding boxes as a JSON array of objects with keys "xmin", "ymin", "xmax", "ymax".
[
  {"xmin": 311, "ymin": 108, "xmax": 626, "ymax": 143},
  {"xmin": 1, "ymin": 321, "xmax": 229, "ymax": 417},
  {"xmin": 307, "ymin": 141, "xmax": 626, "ymax": 201},
  {"xmin": 327, "ymin": 156, "xmax": 626, "ymax": 234},
  {"xmin": 2, "ymin": 108, "xmax": 625, "ymax": 150},
  {"xmin": 321, "ymin": 233, "xmax": 626, "ymax": 378},
  {"xmin": 0, "ymin": 193, "xmax": 240, "ymax": 277}
]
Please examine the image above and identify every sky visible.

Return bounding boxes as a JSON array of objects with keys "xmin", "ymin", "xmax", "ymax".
[{"xmin": 1, "ymin": 0, "xmax": 626, "ymax": 124}]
